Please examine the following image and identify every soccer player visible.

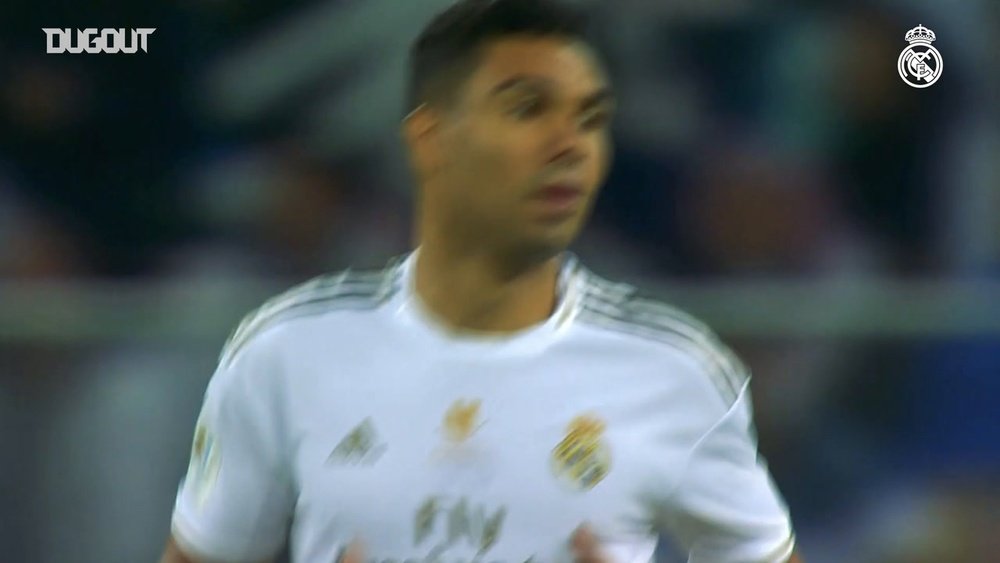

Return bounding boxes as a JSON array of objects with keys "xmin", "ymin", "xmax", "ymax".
[{"xmin": 161, "ymin": 1, "xmax": 803, "ymax": 562}]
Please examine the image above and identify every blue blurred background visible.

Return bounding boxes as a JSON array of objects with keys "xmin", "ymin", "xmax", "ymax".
[{"xmin": 1, "ymin": 1, "xmax": 998, "ymax": 562}]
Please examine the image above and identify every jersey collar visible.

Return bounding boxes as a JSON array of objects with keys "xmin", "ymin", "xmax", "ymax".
[{"xmin": 388, "ymin": 247, "xmax": 583, "ymax": 356}]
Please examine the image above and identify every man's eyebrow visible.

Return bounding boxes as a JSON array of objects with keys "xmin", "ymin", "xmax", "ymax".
[
  {"xmin": 488, "ymin": 75, "xmax": 616, "ymax": 108},
  {"xmin": 487, "ymin": 74, "xmax": 553, "ymax": 97},
  {"xmin": 580, "ymin": 86, "xmax": 616, "ymax": 110}
]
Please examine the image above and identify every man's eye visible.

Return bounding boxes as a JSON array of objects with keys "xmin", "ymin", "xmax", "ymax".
[
  {"xmin": 510, "ymin": 99, "xmax": 543, "ymax": 118},
  {"xmin": 581, "ymin": 109, "xmax": 611, "ymax": 130}
]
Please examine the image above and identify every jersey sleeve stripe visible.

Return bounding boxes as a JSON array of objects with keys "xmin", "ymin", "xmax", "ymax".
[
  {"xmin": 576, "ymin": 270, "xmax": 748, "ymax": 406},
  {"xmin": 218, "ymin": 257, "xmax": 406, "ymax": 367}
]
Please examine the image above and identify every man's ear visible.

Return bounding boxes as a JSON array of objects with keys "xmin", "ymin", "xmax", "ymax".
[
  {"xmin": 402, "ymin": 103, "xmax": 444, "ymax": 179},
  {"xmin": 402, "ymin": 103, "xmax": 438, "ymax": 145}
]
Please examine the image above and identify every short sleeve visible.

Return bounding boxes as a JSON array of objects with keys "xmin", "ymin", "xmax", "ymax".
[
  {"xmin": 171, "ymin": 336, "xmax": 294, "ymax": 562},
  {"xmin": 661, "ymin": 381, "xmax": 796, "ymax": 563}
]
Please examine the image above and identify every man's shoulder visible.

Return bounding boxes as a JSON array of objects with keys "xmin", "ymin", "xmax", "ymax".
[
  {"xmin": 218, "ymin": 256, "xmax": 406, "ymax": 368},
  {"xmin": 574, "ymin": 268, "xmax": 749, "ymax": 407}
]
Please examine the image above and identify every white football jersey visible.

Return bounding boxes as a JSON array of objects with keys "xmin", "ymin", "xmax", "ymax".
[{"xmin": 171, "ymin": 249, "xmax": 796, "ymax": 563}]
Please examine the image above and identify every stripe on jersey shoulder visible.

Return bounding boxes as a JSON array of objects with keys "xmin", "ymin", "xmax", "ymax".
[
  {"xmin": 218, "ymin": 260, "xmax": 403, "ymax": 368},
  {"xmin": 576, "ymin": 271, "xmax": 748, "ymax": 406}
]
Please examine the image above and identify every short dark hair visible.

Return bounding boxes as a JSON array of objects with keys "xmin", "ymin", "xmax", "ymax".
[{"xmin": 405, "ymin": 0, "xmax": 591, "ymax": 115}]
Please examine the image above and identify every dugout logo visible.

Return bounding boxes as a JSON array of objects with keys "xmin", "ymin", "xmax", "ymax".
[
  {"xmin": 897, "ymin": 25, "xmax": 942, "ymax": 88},
  {"xmin": 43, "ymin": 28, "xmax": 155, "ymax": 54},
  {"xmin": 550, "ymin": 414, "xmax": 611, "ymax": 491}
]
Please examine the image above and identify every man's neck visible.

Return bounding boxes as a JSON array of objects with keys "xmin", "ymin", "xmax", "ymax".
[{"xmin": 412, "ymin": 243, "xmax": 562, "ymax": 335}]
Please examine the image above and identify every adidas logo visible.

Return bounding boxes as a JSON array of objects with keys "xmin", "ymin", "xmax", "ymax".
[{"xmin": 327, "ymin": 417, "xmax": 387, "ymax": 466}]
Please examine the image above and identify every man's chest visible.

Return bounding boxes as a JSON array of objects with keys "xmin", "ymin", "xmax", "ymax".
[{"xmin": 284, "ymin": 352, "xmax": 694, "ymax": 562}]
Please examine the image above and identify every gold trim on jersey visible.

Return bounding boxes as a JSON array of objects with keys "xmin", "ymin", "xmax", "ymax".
[{"xmin": 443, "ymin": 398, "xmax": 484, "ymax": 443}]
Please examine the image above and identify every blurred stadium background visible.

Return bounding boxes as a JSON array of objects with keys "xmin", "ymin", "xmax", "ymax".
[{"xmin": 2, "ymin": 0, "xmax": 998, "ymax": 562}]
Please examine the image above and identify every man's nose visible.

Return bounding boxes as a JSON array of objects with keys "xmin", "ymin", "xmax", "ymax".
[{"xmin": 546, "ymin": 119, "xmax": 588, "ymax": 167}]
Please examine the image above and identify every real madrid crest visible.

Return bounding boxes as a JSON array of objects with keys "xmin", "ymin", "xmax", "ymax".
[
  {"xmin": 550, "ymin": 414, "xmax": 611, "ymax": 491},
  {"xmin": 898, "ymin": 24, "xmax": 942, "ymax": 88}
]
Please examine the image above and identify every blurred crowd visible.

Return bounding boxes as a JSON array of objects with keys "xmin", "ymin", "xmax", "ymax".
[
  {"xmin": 2, "ymin": 1, "xmax": 997, "ymax": 282},
  {"xmin": 1, "ymin": 1, "xmax": 998, "ymax": 562}
]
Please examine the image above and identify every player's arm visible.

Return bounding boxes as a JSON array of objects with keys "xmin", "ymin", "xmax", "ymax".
[
  {"xmin": 658, "ymin": 378, "xmax": 800, "ymax": 563},
  {"xmin": 159, "ymin": 536, "xmax": 275, "ymax": 563},
  {"xmin": 161, "ymin": 333, "xmax": 294, "ymax": 563},
  {"xmin": 159, "ymin": 537, "xmax": 197, "ymax": 563},
  {"xmin": 570, "ymin": 525, "xmax": 804, "ymax": 563}
]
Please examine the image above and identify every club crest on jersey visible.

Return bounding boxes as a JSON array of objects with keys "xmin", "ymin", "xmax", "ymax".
[{"xmin": 550, "ymin": 414, "xmax": 611, "ymax": 491}]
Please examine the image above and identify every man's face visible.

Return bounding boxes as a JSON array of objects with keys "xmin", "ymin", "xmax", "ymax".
[{"xmin": 415, "ymin": 36, "xmax": 615, "ymax": 258}]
